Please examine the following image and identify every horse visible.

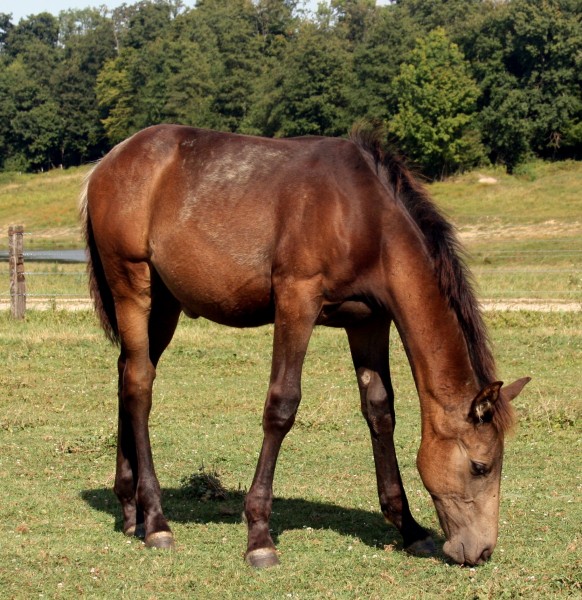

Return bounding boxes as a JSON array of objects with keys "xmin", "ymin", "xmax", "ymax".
[{"xmin": 80, "ymin": 123, "xmax": 529, "ymax": 568}]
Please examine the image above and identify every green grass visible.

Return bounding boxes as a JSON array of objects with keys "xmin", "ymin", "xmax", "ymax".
[
  {"xmin": 430, "ymin": 161, "xmax": 582, "ymax": 303},
  {"xmin": 0, "ymin": 166, "xmax": 89, "ymax": 249},
  {"xmin": 430, "ymin": 160, "xmax": 582, "ymax": 226},
  {"xmin": 0, "ymin": 262, "xmax": 88, "ymax": 302},
  {"xmin": 0, "ymin": 311, "xmax": 580, "ymax": 598}
]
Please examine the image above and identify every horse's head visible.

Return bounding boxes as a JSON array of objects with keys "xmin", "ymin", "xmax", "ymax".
[{"xmin": 416, "ymin": 377, "xmax": 530, "ymax": 566}]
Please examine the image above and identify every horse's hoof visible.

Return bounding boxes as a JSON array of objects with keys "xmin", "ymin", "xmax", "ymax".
[
  {"xmin": 145, "ymin": 531, "xmax": 175, "ymax": 549},
  {"xmin": 124, "ymin": 523, "xmax": 145, "ymax": 539},
  {"xmin": 245, "ymin": 547, "xmax": 279, "ymax": 568},
  {"xmin": 405, "ymin": 536, "xmax": 436, "ymax": 556}
]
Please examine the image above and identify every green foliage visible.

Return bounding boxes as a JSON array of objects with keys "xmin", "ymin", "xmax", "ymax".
[
  {"xmin": 0, "ymin": 0, "xmax": 580, "ymax": 175},
  {"xmin": 0, "ymin": 10, "xmax": 115, "ymax": 169},
  {"xmin": 350, "ymin": 3, "xmax": 418, "ymax": 122},
  {"xmin": 465, "ymin": 0, "xmax": 582, "ymax": 171},
  {"xmin": 195, "ymin": 0, "xmax": 264, "ymax": 132},
  {"xmin": 250, "ymin": 22, "xmax": 354, "ymax": 137},
  {"xmin": 55, "ymin": 10, "xmax": 117, "ymax": 163},
  {"xmin": 388, "ymin": 28, "xmax": 484, "ymax": 179}
]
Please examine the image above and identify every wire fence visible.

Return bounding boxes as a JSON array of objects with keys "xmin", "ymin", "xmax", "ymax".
[
  {"xmin": 2, "ymin": 227, "xmax": 89, "ymax": 316},
  {"xmin": 2, "ymin": 228, "xmax": 581, "ymax": 316}
]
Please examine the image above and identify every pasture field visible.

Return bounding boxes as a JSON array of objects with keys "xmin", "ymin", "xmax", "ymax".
[
  {"xmin": 0, "ymin": 310, "xmax": 580, "ymax": 599},
  {"xmin": 0, "ymin": 168, "xmax": 86, "ymax": 249}
]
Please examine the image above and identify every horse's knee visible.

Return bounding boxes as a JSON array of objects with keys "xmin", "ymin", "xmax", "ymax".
[
  {"xmin": 359, "ymin": 372, "xmax": 395, "ymax": 436},
  {"xmin": 121, "ymin": 360, "xmax": 156, "ymax": 407}
]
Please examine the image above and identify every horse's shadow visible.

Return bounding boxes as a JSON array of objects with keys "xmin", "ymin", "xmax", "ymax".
[{"xmin": 80, "ymin": 486, "xmax": 446, "ymax": 560}]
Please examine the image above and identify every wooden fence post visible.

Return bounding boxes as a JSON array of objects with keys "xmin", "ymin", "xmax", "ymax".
[{"xmin": 8, "ymin": 225, "xmax": 26, "ymax": 319}]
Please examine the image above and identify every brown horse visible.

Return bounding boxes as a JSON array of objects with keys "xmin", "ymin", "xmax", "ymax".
[{"xmin": 80, "ymin": 124, "xmax": 529, "ymax": 567}]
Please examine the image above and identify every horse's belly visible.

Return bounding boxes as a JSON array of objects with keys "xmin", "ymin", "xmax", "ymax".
[
  {"xmin": 182, "ymin": 292, "xmax": 274, "ymax": 328},
  {"xmin": 155, "ymin": 258, "xmax": 274, "ymax": 327}
]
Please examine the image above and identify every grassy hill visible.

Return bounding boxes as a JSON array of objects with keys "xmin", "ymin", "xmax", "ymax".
[
  {"xmin": 0, "ymin": 166, "xmax": 89, "ymax": 249},
  {"xmin": 0, "ymin": 160, "xmax": 580, "ymax": 247}
]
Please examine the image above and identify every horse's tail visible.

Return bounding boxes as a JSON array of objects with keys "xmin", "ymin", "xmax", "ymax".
[
  {"xmin": 350, "ymin": 124, "xmax": 497, "ymax": 388},
  {"xmin": 79, "ymin": 167, "xmax": 120, "ymax": 345}
]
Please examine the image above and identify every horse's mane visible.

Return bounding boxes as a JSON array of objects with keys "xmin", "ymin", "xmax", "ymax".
[{"xmin": 350, "ymin": 124, "xmax": 514, "ymax": 433}]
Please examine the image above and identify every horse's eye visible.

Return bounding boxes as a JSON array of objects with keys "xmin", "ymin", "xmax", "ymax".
[{"xmin": 471, "ymin": 461, "xmax": 490, "ymax": 477}]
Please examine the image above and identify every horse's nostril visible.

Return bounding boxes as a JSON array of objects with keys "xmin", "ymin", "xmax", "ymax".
[{"xmin": 479, "ymin": 547, "xmax": 493, "ymax": 563}]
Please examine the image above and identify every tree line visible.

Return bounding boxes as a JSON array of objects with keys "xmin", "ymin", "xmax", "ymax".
[{"xmin": 0, "ymin": 0, "xmax": 580, "ymax": 178}]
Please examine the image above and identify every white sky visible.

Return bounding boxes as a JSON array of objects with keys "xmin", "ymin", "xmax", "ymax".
[{"xmin": 4, "ymin": 0, "xmax": 329, "ymax": 24}]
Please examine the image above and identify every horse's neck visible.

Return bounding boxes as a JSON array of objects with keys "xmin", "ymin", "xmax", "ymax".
[{"xmin": 383, "ymin": 221, "xmax": 477, "ymax": 414}]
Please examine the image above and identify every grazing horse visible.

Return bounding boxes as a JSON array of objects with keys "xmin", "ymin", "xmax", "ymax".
[{"xmin": 80, "ymin": 124, "xmax": 529, "ymax": 567}]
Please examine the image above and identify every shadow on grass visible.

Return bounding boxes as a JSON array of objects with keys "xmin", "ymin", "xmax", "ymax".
[{"xmin": 80, "ymin": 486, "xmax": 445, "ymax": 560}]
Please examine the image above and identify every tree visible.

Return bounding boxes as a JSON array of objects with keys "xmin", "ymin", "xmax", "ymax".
[
  {"xmin": 388, "ymin": 28, "xmax": 484, "ymax": 179},
  {"xmin": 465, "ymin": 0, "xmax": 582, "ymax": 169},
  {"xmin": 109, "ymin": 0, "xmax": 179, "ymax": 51},
  {"xmin": 96, "ymin": 48, "xmax": 147, "ymax": 144},
  {"xmin": 0, "ymin": 13, "xmax": 13, "ymax": 51},
  {"xmin": 0, "ymin": 58, "xmax": 62, "ymax": 170},
  {"xmin": 396, "ymin": 0, "xmax": 482, "ymax": 40},
  {"xmin": 0, "ymin": 0, "xmax": 579, "ymax": 172},
  {"xmin": 3, "ymin": 12, "xmax": 59, "ymax": 57},
  {"xmin": 161, "ymin": 33, "xmax": 215, "ymax": 128},
  {"xmin": 250, "ymin": 22, "xmax": 354, "ymax": 137},
  {"xmin": 329, "ymin": 0, "xmax": 376, "ymax": 44},
  {"xmin": 350, "ymin": 2, "xmax": 418, "ymax": 122},
  {"xmin": 97, "ymin": 2, "xmax": 181, "ymax": 143},
  {"xmin": 54, "ymin": 9, "xmax": 117, "ymax": 164},
  {"xmin": 192, "ymin": 0, "xmax": 263, "ymax": 132},
  {"xmin": 0, "ymin": 14, "xmax": 63, "ymax": 170},
  {"xmin": 254, "ymin": 0, "xmax": 298, "ymax": 45}
]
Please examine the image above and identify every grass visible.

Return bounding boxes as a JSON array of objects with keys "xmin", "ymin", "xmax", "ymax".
[
  {"xmin": 0, "ymin": 310, "xmax": 580, "ymax": 598},
  {"xmin": 430, "ymin": 161, "xmax": 582, "ymax": 304},
  {"xmin": 0, "ymin": 166, "xmax": 89, "ymax": 249},
  {"xmin": 430, "ymin": 160, "xmax": 582, "ymax": 226},
  {"xmin": 0, "ymin": 262, "xmax": 88, "ymax": 301},
  {"xmin": 0, "ymin": 159, "xmax": 580, "ymax": 595}
]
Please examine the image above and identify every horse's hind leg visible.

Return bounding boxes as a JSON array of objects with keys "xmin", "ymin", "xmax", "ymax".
[
  {"xmin": 113, "ymin": 263, "xmax": 181, "ymax": 548},
  {"xmin": 346, "ymin": 318, "xmax": 434, "ymax": 555},
  {"xmin": 244, "ymin": 280, "xmax": 321, "ymax": 568}
]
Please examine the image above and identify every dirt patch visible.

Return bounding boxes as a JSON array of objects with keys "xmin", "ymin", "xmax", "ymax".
[
  {"xmin": 1, "ymin": 298, "xmax": 580, "ymax": 313},
  {"xmin": 0, "ymin": 225, "xmax": 82, "ymax": 242},
  {"xmin": 481, "ymin": 299, "xmax": 581, "ymax": 312},
  {"xmin": 459, "ymin": 220, "xmax": 582, "ymax": 241}
]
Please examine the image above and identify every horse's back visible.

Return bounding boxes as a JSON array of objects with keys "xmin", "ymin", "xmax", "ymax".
[{"xmin": 86, "ymin": 125, "xmax": 389, "ymax": 326}]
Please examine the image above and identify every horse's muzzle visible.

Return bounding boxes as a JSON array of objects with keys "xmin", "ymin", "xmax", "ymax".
[{"xmin": 443, "ymin": 539, "xmax": 494, "ymax": 566}]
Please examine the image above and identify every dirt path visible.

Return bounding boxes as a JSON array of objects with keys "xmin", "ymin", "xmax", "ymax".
[
  {"xmin": 1, "ymin": 298, "xmax": 579, "ymax": 313},
  {"xmin": 480, "ymin": 299, "xmax": 580, "ymax": 312},
  {"xmin": 458, "ymin": 220, "xmax": 581, "ymax": 241}
]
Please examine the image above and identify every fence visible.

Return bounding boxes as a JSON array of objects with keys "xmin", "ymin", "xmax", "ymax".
[
  {"xmin": 2, "ymin": 226, "xmax": 88, "ymax": 318},
  {"xmin": 8, "ymin": 225, "xmax": 25, "ymax": 318},
  {"xmin": 2, "ymin": 227, "xmax": 581, "ymax": 318}
]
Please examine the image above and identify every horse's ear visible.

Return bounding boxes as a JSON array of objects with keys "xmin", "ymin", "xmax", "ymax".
[
  {"xmin": 469, "ymin": 381, "xmax": 503, "ymax": 424},
  {"xmin": 500, "ymin": 377, "xmax": 531, "ymax": 402}
]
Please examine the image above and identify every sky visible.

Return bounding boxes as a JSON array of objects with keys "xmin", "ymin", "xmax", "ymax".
[{"xmin": 4, "ymin": 0, "xmax": 330, "ymax": 24}]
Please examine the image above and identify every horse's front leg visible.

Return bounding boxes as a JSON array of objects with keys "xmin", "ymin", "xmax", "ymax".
[
  {"xmin": 244, "ymin": 281, "xmax": 320, "ymax": 568},
  {"xmin": 346, "ymin": 319, "xmax": 434, "ymax": 555}
]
